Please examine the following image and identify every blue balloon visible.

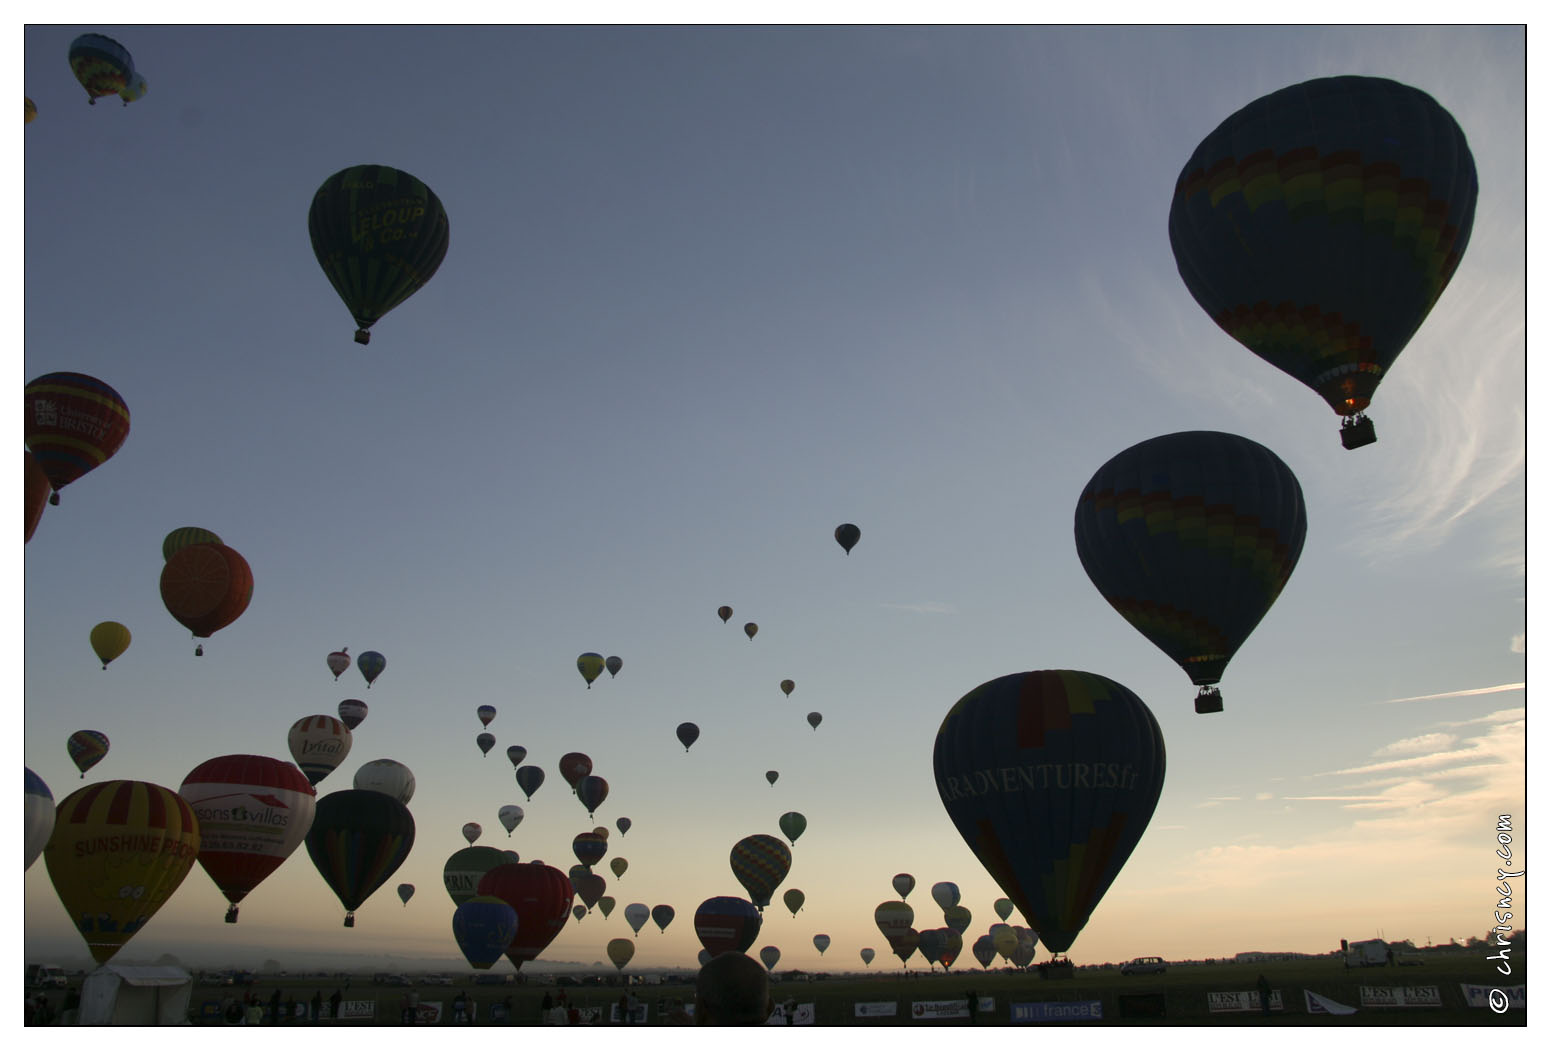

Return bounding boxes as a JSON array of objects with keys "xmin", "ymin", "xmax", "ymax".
[
  {"xmin": 453, "ymin": 895, "xmax": 519, "ymax": 969},
  {"xmin": 933, "ymin": 670, "xmax": 1165, "ymax": 955},
  {"xmin": 693, "ymin": 895, "xmax": 761, "ymax": 957}
]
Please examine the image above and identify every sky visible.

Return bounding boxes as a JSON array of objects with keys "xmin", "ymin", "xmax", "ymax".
[{"xmin": 14, "ymin": 23, "xmax": 1527, "ymax": 980}]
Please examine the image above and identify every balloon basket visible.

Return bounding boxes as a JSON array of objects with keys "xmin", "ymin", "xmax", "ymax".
[
  {"xmin": 1340, "ymin": 415, "xmax": 1377, "ymax": 450},
  {"xmin": 344, "ymin": 913, "xmax": 355, "ymax": 928},
  {"xmin": 354, "ymin": 329, "xmax": 371, "ymax": 345},
  {"xmin": 1194, "ymin": 687, "xmax": 1223, "ymax": 714},
  {"xmin": 225, "ymin": 905, "xmax": 239, "ymax": 924}
]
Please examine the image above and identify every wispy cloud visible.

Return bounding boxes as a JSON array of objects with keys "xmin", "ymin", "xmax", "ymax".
[
  {"xmin": 1379, "ymin": 682, "xmax": 1523, "ymax": 705},
  {"xmin": 1374, "ymin": 732, "xmax": 1458, "ymax": 756},
  {"xmin": 878, "ymin": 600, "xmax": 958, "ymax": 615},
  {"xmin": 1510, "ymin": 633, "xmax": 1525, "ymax": 654}
]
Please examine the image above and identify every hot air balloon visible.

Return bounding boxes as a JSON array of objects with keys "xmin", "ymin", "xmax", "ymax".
[
  {"xmin": 717, "ymin": 605, "xmax": 733, "ymax": 623},
  {"xmin": 651, "ymin": 904, "xmax": 675, "ymax": 932},
  {"xmin": 834, "ymin": 523, "xmax": 860, "ymax": 554},
  {"xmin": 934, "ymin": 669, "xmax": 1166, "ymax": 955},
  {"xmin": 676, "ymin": 722, "xmax": 700, "ymax": 752},
  {"xmin": 515, "ymin": 765, "xmax": 545, "ymax": 801},
  {"xmin": 605, "ymin": 655, "xmax": 622, "ymax": 678},
  {"xmin": 931, "ymin": 882, "xmax": 961, "ymax": 912},
  {"xmin": 67, "ymin": 730, "xmax": 109, "ymax": 778},
  {"xmin": 577, "ymin": 775, "xmax": 609, "ymax": 818},
  {"xmin": 943, "ymin": 904, "xmax": 972, "ymax": 935},
  {"xmin": 616, "ymin": 817, "xmax": 631, "ymax": 836},
  {"xmin": 891, "ymin": 928, "xmax": 921, "ymax": 966},
  {"xmin": 624, "ymin": 902, "xmax": 651, "ymax": 935},
  {"xmin": 25, "ymin": 96, "xmax": 37, "ymax": 124},
  {"xmin": 309, "ymin": 165, "xmax": 449, "ymax": 344},
  {"xmin": 288, "ymin": 715, "xmax": 351, "ymax": 786},
  {"xmin": 860, "ymin": 948, "xmax": 876, "ymax": 967},
  {"xmin": 88, "ymin": 621, "xmax": 131, "ymax": 669},
  {"xmin": 782, "ymin": 888, "xmax": 804, "ymax": 916},
  {"xmin": 994, "ymin": 897, "xmax": 1014, "ymax": 922},
  {"xmin": 780, "ymin": 679, "xmax": 795, "ymax": 698},
  {"xmin": 477, "ymin": 705, "xmax": 497, "ymax": 727},
  {"xmin": 972, "ymin": 934, "xmax": 997, "ymax": 969},
  {"xmin": 765, "ymin": 771, "xmax": 778, "ymax": 786},
  {"xmin": 330, "ymin": 700, "xmax": 367, "ymax": 734},
  {"xmin": 559, "ymin": 752, "xmax": 593, "ymax": 791},
  {"xmin": 918, "ymin": 928, "xmax": 948, "ymax": 970},
  {"xmin": 813, "ymin": 934, "xmax": 830, "ymax": 955},
  {"xmin": 353, "ymin": 759, "xmax": 415, "ymax": 805},
  {"xmin": 574, "ymin": 872, "xmax": 606, "ymax": 911},
  {"xmin": 443, "ymin": 845, "xmax": 507, "ymax": 906},
  {"xmin": 397, "ymin": 883, "xmax": 414, "ymax": 905},
  {"xmin": 159, "ymin": 542, "xmax": 253, "ymax": 655},
  {"xmin": 24, "ymin": 450, "xmax": 49, "ymax": 541},
  {"xmin": 1012, "ymin": 927, "xmax": 1039, "ymax": 968},
  {"xmin": 989, "ymin": 923, "xmax": 1018, "ymax": 961},
  {"xmin": 744, "ymin": 622, "xmax": 758, "ymax": 640},
  {"xmin": 694, "ymin": 896, "xmax": 761, "ymax": 957},
  {"xmin": 1169, "ymin": 75, "xmax": 1478, "ymax": 450},
  {"xmin": 759, "ymin": 945, "xmax": 781, "ymax": 972},
  {"xmin": 572, "ymin": 832, "xmax": 607, "ymax": 868},
  {"xmin": 45, "ymin": 780, "xmax": 200, "ymax": 963},
  {"xmin": 778, "ymin": 811, "xmax": 806, "ymax": 846},
  {"xmin": 729, "ymin": 833, "xmax": 792, "ymax": 911},
  {"xmin": 462, "ymin": 822, "xmax": 482, "ymax": 845},
  {"xmin": 874, "ymin": 901, "xmax": 914, "ymax": 961},
  {"xmin": 592, "ymin": 826, "xmax": 610, "ymax": 840},
  {"xmin": 607, "ymin": 937, "xmax": 635, "ymax": 970},
  {"xmin": 453, "ymin": 895, "xmax": 517, "ymax": 969},
  {"xmin": 609, "ymin": 857, "xmax": 628, "ymax": 879},
  {"xmin": 892, "ymin": 874, "xmax": 914, "ymax": 900},
  {"xmin": 506, "ymin": 745, "xmax": 527, "ymax": 769},
  {"xmin": 806, "ymin": 712, "xmax": 822, "ymax": 731},
  {"xmin": 1074, "ymin": 431, "xmax": 1307, "ymax": 713},
  {"xmin": 326, "ymin": 648, "xmax": 351, "ymax": 680},
  {"xmin": 180, "ymin": 754, "xmax": 316, "ymax": 923},
  {"xmin": 576, "ymin": 652, "xmax": 605, "ymax": 688},
  {"xmin": 305, "ymin": 790, "xmax": 414, "ymax": 927},
  {"xmin": 25, "ymin": 372, "xmax": 130, "ymax": 504},
  {"xmin": 498, "ymin": 805, "xmax": 524, "ymax": 836},
  {"xmin": 24, "ymin": 767, "xmax": 54, "ymax": 871},
  {"xmin": 117, "ymin": 71, "xmax": 147, "ymax": 104},
  {"xmin": 356, "ymin": 650, "xmax": 386, "ymax": 688},
  {"xmin": 476, "ymin": 733, "xmax": 495, "ymax": 757},
  {"xmin": 163, "ymin": 527, "xmax": 222, "ymax": 562},
  {"xmin": 476, "ymin": 862, "xmax": 574, "ymax": 970},
  {"xmin": 67, "ymin": 34, "xmax": 134, "ymax": 104},
  {"xmin": 599, "ymin": 896, "xmax": 616, "ymax": 917}
]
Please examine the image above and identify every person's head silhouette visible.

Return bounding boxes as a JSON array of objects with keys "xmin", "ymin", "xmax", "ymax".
[{"xmin": 694, "ymin": 951, "xmax": 772, "ymax": 1025}]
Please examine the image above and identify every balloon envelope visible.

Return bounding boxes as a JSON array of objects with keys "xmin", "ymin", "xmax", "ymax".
[
  {"xmin": 576, "ymin": 775, "xmax": 609, "ymax": 818},
  {"xmin": 892, "ymin": 874, "xmax": 915, "ymax": 900},
  {"xmin": 717, "ymin": 605, "xmax": 732, "ymax": 623},
  {"xmin": 24, "ymin": 767, "xmax": 55, "ymax": 871},
  {"xmin": 759, "ymin": 945, "xmax": 781, "ymax": 971},
  {"xmin": 67, "ymin": 730, "xmax": 110, "ymax": 777},
  {"xmin": 397, "ymin": 883, "xmax": 415, "ymax": 905},
  {"xmin": 559, "ymin": 752, "xmax": 592, "ymax": 790},
  {"xmin": 693, "ymin": 895, "xmax": 761, "ymax": 956},
  {"xmin": 1168, "ymin": 75, "xmax": 1478, "ymax": 445},
  {"xmin": 180, "ymin": 754, "xmax": 316, "ymax": 917},
  {"xmin": 609, "ymin": 857, "xmax": 628, "ymax": 879},
  {"xmin": 515, "ymin": 765, "xmax": 545, "ymax": 800},
  {"xmin": 506, "ymin": 745, "xmax": 527, "ymax": 768},
  {"xmin": 88, "ymin": 622, "xmax": 133, "ymax": 669},
  {"xmin": 305, "ymin": 790, "xmax": 415, "ymax": 925},
  {"xmin": 356, "ymin": 650, "xmax": 386, "ymax": 687},
  {"xmin": 994, "ymin": 897, "xmax": 1014, "ymax": 922},
  {"xmin": 598, "ymin": 896, "xmax": 616, "ymax": 918},
  {"xmin": 453, "ymin": 895, "xmax": 518, "ymax": 969},
  {"xmin": 337, "ymin": 699, "xmax": 368, "ymax": 730},
  {"xmin": 616, "ymin": 817, "xmax": 631, "ymax": 836},
  {"xmin": 287, "ymin": 715, "xmax": 351, "ymax": 786},
  {"xmin": 326, "ymin": 648, "xmax": 351, "ymax": 680},
  {"xmin": 729, "ymin": 833, "xmax": 792, "ymax": 910},
  {"xmin": 608, "ymin": 937, "xmax": 636, "ymax": 970},
  {"xmin": 1074, "ymin": 431, "xmax": 1307, "ymax": 713},
  {"xmin": 476, "ymin": 862, "xmax": 574, "ymax": 969},
  {"xmin": 860, "ymin": 948, "xmax": 875, "ymax": 966},
  {"xmin": 476, "ymin": 733, "xmax": 495, "ymax": 757},
  {"xmin": 462, "ymin": 822, "xmax": 482, "ymax": 845},
  {"xmin": 26, "ymin": 372, "xmax": 130, "ymax": 498},
  {"xmin": 834, "ymin": 522, "xmax": 860, "ymax": 554},
  {"xmin": 744, "ymin": 622, "xmax": 758, "ymax": 640},
  {"xmin": 160, "ymin": 543, "xmax": 253, "ymax": 643},
  {"xmin": 45, "ymin": 780, "xmax": 200, "ymax": 963},
  {"xmin": 624, "ymin": 902, "xmax": 651, "ymax": 935},
  {"xmin": 498, "ymin": 805, "xmax": 524, "ymax": 835},
  {"xmin": 651, "ymin": 904, "xmax": 675, "ymax": 932},
  {"xmin": 806, "ymin": 711, "xmax": 822, "ymax": 730},
  {"xmin": 353, "ymin": 759, "xmax": 415, "ymax": 805},
  {"xmin": 577, "ymin": 652, "xmax": 605, "ymax": 687},
  {"xmin": 477, "ymin": 705, "xmax": 497, "ymax": 727},
  {"xmin": 24, "ymin": 450, "xmax": 49, "ymax": 541},
  {"xmin": 676, "ymin": 722, "xmax": 699, "ymax": 751},
  {"xmin": 443, "ymin": 845, "xmax": 508, "ymax": 906},
  {"xmin": 605, "ymin": 655, "xmax": 622, "ymax": 678},
  {"xmin": 765, "ymin": 770, "xmax": 778, "ymax": 786},
  {"xmin": 572, "ymin": 832, "xmax": 607, "ymax": 868},
  {"xmin": 943, "ymin": 904, "xmax": 972, "ymax": 935},
  {"xmin": 813, "ymin": 934, "xmax": 830, "ymax": 955},
  {"xmin": 309, "ymin": 165, "xmax": 450, "ymax": 344},
  {"xmin": 972, "ymin": 934, "xmax": 997, "ymax": 968},
  {"xmin": 778, "ymin": 811, "xmax": 806, "ymax": 845},
  {"xmin": 933, "ymin": 669, "xmax": 1166, "ymax": 954},
  {"xmin": 782, "ymin": 888, "xmax": 804, "ymax": 916},
  {"xmin": 67, "ymin": 34, "xmax": 134, "ymax": 102},
  {"xmin": 931, "ymin": 881, "xmax": 960, "ymax": 911}
]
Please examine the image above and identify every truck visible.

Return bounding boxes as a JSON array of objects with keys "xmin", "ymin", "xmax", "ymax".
[{"xmin": 1343, "ymin": 939, "xmax": 1390, "ymax": 967}]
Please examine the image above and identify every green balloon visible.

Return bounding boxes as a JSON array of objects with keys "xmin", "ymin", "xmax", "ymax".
[{"xmin": 778, "ymin": 811, "xmax": 806, "ymax": 846}]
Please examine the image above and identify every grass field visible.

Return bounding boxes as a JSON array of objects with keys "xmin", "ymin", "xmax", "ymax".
[{"xmin": 31, "ymin": 950, "xmax": 1525, "ymax": 1026}]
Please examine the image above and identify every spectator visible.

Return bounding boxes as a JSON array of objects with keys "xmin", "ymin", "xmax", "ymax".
[
  {"xmin": 329, "ymin": 988, "xmax": 343, "ymax": 1021},
  {"xmin": 695, "ymin": 952, "xmax": 773, "ymax": 1025},
  {"xmin": 311, "ymin": 990, "xmax": 322, "ymax": 1023},
  {"xmin": 966, "ymin": 989, "xmax": 978, "ymax": 1025},
  {"xmin": 1257, "ymin": 973, "xmax": 1272, "ymax": 1016}
]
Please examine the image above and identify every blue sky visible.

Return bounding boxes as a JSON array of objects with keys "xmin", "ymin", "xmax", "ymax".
[{"xmin": 15, "ymin": 24, "xmax": 1525, "ymax": 975}]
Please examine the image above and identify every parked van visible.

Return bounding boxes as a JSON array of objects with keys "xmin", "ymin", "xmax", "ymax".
[{"xmin": 26, "ymin": 964, "xmax": 69, "ymax": 988}]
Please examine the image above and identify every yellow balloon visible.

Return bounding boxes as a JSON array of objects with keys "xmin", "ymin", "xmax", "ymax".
[
  {"xmin": 577, "ymin": 652, "xmax": 605, "ymax": 688},
  {"xmin": 89, "ymin": 621, "xmax": 132, "ymax": 669},
  {"xmin": 25, "ymin": 96, "xmax": 37, "ymax": 123},
  {"xmin": 44, "ymin": 780, "xmax": 201, "ymax": 964},
  {"xmin": 607, "ymin": 936, "xmax": 636, "ymax": 971}
]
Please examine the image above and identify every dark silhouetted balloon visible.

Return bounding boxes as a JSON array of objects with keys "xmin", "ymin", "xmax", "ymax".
[
  {"xmin": 729, "ymin": 833, "xmax": 791, "ymax": 910},
  {"xmin": 304, "ymin": 789, "xmax": 415, "ymax": 927},
  {"xmin": 676, "ymin": 722, "xmax": 699, "ymax": 752},
  {"xmin": 717, "ymin": 605, "xmax": 732, "ymax": 623},
  {"xmin": 1074, "ymin": 431, "xmax": 1307, "ymax": 714},
  {"xmin": 453, "ymin": 895, "xmax": 518, "ymax": 969},
  {"xmin": 933, "ymin": 669, "xmax": 1165, "ymax": 954},
  {"xmin": 835, "ymin": 523, "xmax": 860, "ymax": 554},
  {"xmin": 694, "ymin": 895, "xmax": 761, "ymax": 957},
  {"xmin": 1168, "ymin": 75, "xmax": 1478, "ymax": 449}
]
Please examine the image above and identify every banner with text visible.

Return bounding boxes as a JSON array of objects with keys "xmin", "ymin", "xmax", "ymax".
[
  {"xmin": 1207, "ymin": 990, "xmax": 1284, "ymax": 1013},
  {"xmin": 1010, "ymin": 1000, "xmax": 1103, "ymax": 1023},
  {"xmin": 1359, "ymin": 985, "xmax": 1441, "ymax": 1007}
]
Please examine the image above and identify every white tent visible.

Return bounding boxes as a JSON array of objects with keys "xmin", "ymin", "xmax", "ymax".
[{"xmin": 79, "ymin": 964, "xmax": 193, "ymax": 1025}]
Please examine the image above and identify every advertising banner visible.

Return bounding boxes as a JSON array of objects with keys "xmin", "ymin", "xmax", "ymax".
[
  {"xmin": 1303, "ymin": 990, "xmax": 1358, "ymax": 1015},
  {"xmin": 1207, "ymin": 990, "xmax": 1284, "ymax": 1012},
  {"xmin": 338, "ymin": 1000, "xmax": 376, "ymax": 1021},
  {"xmin": 854, "ymin": 1001, "xmax": 898, "ymax": 1018},
  {"xmin": 1360, "ymin": 985, "xmax": 1441, "ymax": 1007},
  {"xmin": 1010, "ymin": 1000, "xmax": 1103, "ymax": 1022},
  {"xmin": 765, "ymin": 1002, "xmax": 815, "ymax": 1024},
  {"xmin": 911, "ymin": 999, "xmax": 969, "ymax": 1020},
  {"xmin": 1460, "ymin": 984, "xmax": 1527, "ymax": 1010}
]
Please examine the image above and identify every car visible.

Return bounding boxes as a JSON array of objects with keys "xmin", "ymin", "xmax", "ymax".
[{"xmin": 1121, "ymin": 956, "xmax": 1167, "ymax": 975}]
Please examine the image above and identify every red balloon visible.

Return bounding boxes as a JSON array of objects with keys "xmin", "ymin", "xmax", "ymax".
[
  {"xmin": 558, "ymin": 752, "xmax": 592, "ymax": 791},
  {"xmin": 160, "ymin": 543, "xmax": 253, "ymax": 645},
  {"xmin": 24, "ymin": 450, "xmax": 49, "ymax": 542},
  {"xmin": 476, "ymin": 862, "xmax": 574, "ymax": 971},
  {"xmin": 25, "ymin": 372, "xmax": 131, "ymax": 502}
]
